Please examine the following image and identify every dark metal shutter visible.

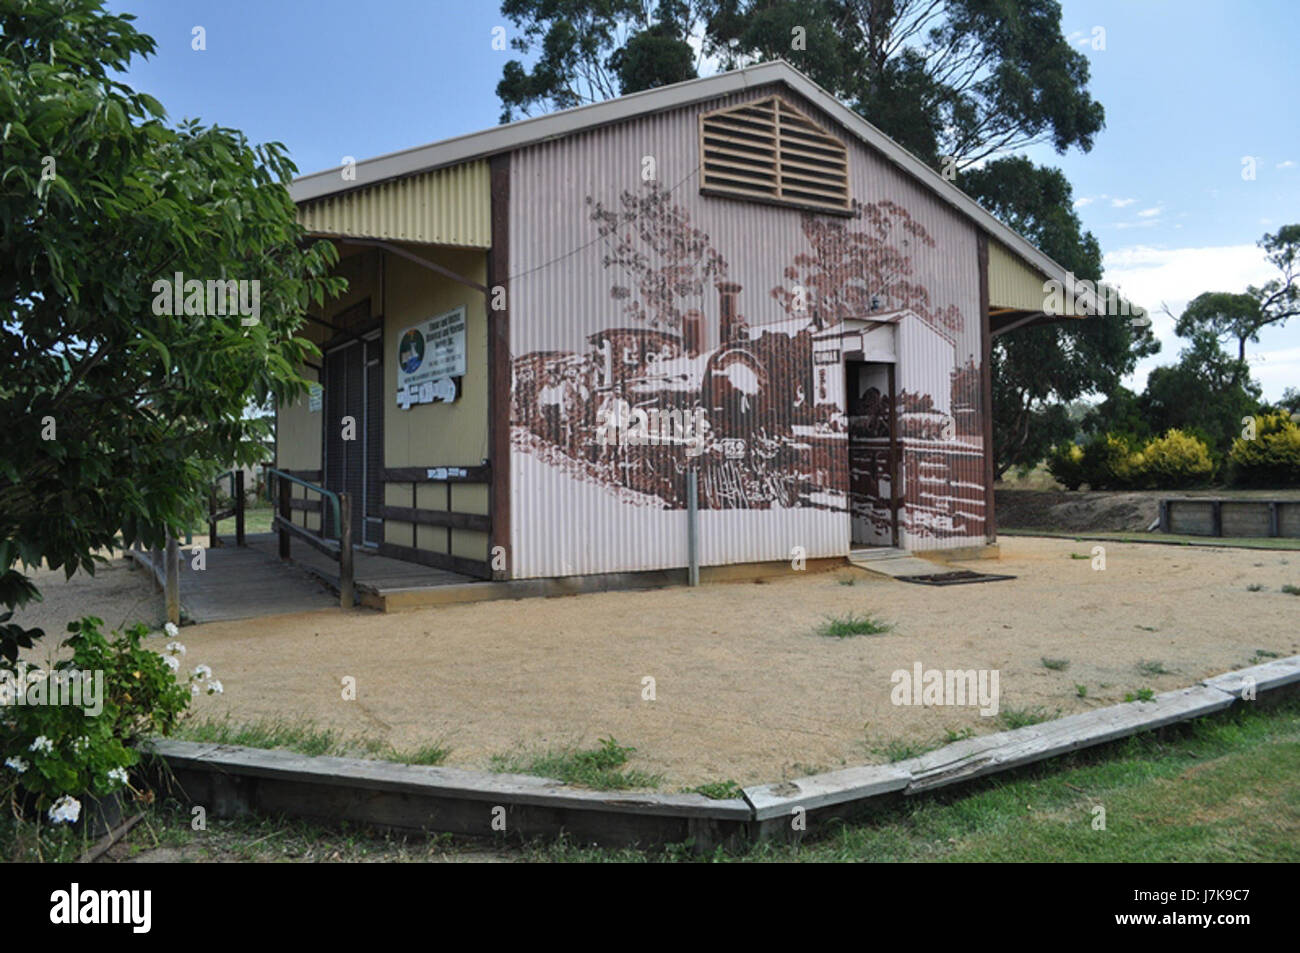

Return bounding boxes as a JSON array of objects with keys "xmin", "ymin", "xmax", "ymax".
[
  {"xmin": 323, "ymin": 347, "xmax": 349, "ymax": 538},
  {"xmin": 343, "ymin": 344, "xmax": 365, "ymax": 542},
  {"xmin": 365, "ymin": 337, "xmax": 383, "ymax": 545}
]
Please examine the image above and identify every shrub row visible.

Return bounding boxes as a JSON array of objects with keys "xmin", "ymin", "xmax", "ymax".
[{"xmin": 1047, "ymin": 430, "xmax": 1213, "ymax": 490}]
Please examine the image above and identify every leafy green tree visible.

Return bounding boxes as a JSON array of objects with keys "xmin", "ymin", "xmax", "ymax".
[
  {"xmin": 1174, "ymin": 226, "xmax": 1300, "ymax": 371},
  {"xmin": 960, "ymin": 158, "xmax": 1156, "ymax": 477},
  {"xmin": 497, "ymin": 1, "xmax": 708, "ymax": 121},
  {"xmin": 1080, "ymin": 386, "xmax": 1151, "ymax": 445},
  {"xmin": 710, "ymin": 0, "xmax": 1104, "ymax": 168},
  {"xmin": 0, "ymin": 0, "xmax": 344, "ymax": 660},
  {"xmin": 1139, "ymin": 332, "xmax": 1260, "ymax": 463}
]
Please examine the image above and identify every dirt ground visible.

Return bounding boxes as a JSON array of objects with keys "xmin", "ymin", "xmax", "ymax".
[{"xmin": 19, "ymin": 537, "xmax": 1299, "ymax": 789}]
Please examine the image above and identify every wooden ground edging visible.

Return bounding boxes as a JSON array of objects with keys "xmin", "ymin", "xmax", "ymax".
[
  {"xmin": 141, "ymin": 740, "xmax": 751, "ymax": 852},
  {"xmin": 743, "ymin": 656, "xmax": 1300, "ymax": 841},
  {"xmin": 140, "ymin": 656, "xmax": 1299, "ymax": 851}
]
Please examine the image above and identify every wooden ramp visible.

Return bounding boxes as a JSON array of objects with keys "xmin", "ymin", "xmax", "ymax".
[
  {"xmin": 847, "ymin": 547, "xmax": 944, "ymax": 578},
  {"xmin": 152, "ymin": 544, "xmax": 339, "ymax": 623}
]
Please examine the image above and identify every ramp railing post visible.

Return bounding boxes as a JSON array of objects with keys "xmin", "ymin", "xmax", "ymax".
[
  {"xmin": 278, "ymin": 475, "xmax": 291, "ymax": 560},
  {"xmin": 338, "ymin": 491, "xmax": 354, "ymax": 609},
  {"xmin": 165, "ymin": 533, "xmax": 180, "ymax": 625},
  {"xmin": 235, "ymin": 469, "xmax": 246, "ymax": 546}
]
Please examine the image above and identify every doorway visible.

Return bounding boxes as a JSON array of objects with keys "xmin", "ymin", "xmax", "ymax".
[
  {"xmin": 846, "ymin": 360, "xmax": 898, "ymax": 548},
  {"xmin": 323, "ymin": 331, "xmax": 384, "ymax": 547}
]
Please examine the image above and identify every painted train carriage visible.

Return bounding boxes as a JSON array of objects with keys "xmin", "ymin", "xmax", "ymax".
[{"xmin": 282, "ymin": 62, "xmax": 1090, "ymax": 584}]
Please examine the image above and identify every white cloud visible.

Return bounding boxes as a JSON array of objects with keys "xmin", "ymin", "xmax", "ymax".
[
  {"xmin": 1102, "ymin": 243, "xmax": 1295, "ymax": 399},
  {"xmin": 1110, "ymin": 197, "xmax": 1137, "ymax": 208},
  {"xmin": 1073, "ymin": 196, "xmax": 1095, "ymax": 209},
  {"xmin": 1137, "ymin": 206, "xmax": 1162, "ymax": 218},
  {"xmin": 1277, "ymin": 159, "xmax": 1296, "ymax": 169}
]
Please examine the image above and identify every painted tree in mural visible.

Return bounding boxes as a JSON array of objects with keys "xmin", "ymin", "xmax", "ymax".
[
  {"xmin": 770, "ymin": 199, "xmax": 963, "ymax": 335},
  {"xmin": 586, "ymin": 184, "xmax": 728, "ymax": 330}
]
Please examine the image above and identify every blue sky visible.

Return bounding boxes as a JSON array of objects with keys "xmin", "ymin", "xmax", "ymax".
[{"xmin": 108, "ymin": 0, "xmax": 1299, "ymax": 399}]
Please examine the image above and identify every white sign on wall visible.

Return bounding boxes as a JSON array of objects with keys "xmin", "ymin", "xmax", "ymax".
[{"xmin": 395, "ymin": 306, "xmax": 466, "ymax": 408}]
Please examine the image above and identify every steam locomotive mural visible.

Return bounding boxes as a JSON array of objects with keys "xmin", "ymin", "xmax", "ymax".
[
  {"xmin": 511, "ymin": 186, "xmax": 987, "ymax": 542},
  {"xmin": 506, "ymin": 86, "xmax": 989, "ymax": 577}
]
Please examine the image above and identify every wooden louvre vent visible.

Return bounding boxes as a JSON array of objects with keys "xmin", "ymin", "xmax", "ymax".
[{"xmin": 699, "ymin": 96, "xmax": 851, "ymax": 214}]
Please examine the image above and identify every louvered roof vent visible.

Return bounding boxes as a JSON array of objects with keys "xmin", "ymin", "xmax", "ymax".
[{"xmin": 699, "ymin": 95, "xmax": 851, "ymax": 214}]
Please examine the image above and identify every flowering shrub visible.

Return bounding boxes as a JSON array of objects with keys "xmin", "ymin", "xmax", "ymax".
[
  {"xmin": 1049, "ymin": 430, "xmax": 1214, "ymax": 490},
  {"xmin": 1139, "ymin": 429, "xmax": 1214, "ymax": 488},
  {"xmin": 1229, "ymin": 412, "xmax": 1300, "ymax": 487},
  {"xmin": 1, "ymin": 617, "xmax": 220, "ymax": 828}
]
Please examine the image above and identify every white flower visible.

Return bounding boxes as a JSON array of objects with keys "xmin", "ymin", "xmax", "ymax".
[
  {"xmin": 162, "ymin": 655, "xmax": 180, "ymax": 673},
  {"xmin": 192, "ymin": 664, "xmax": 212, "ymax": 680},
  {"xmin": 4, "ymin": 756, "xmax": 28, "ymax": 774},
  {"xmin": 206, "ymin": 680, "xmax": 224, "ymax": 695},
  {"xmin": 165, "ymin": 641, "xmax": 186, "ymax": 657},
  {"xmin": 164, "ymin": 622, "xmax": 179, "ymax": 638},
  {"xmin": 48, "ymin": 795, "xmax": 81, "ymax": 825},
  {"xmin": 29, "ymin": 736, "xmax": 53, "ymax": 755},
  {"xmin": 71, "ymin": 736, "xmax": 89, "ymax": 754},
  {"xmin": 107, "ymin": 766, "xmax": 129, "ymax": 787}
]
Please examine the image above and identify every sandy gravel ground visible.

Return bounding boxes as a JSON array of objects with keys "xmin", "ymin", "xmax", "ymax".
[{"xmin": 21, "ymin": 538, "xmax": 1299, "ymax": 789}]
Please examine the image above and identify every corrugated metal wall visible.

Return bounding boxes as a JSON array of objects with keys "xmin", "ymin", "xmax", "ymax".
[
  {"xmin": 988, "ymin": 237, "xmax": 1083, "ymax": 316},
  {"xmin": 507, "ymin": 85, "xmax": 986, "ymax": 578},
  {"xmin": 297, "ymin": 161, "xmax": 491, "ymax": 248}
]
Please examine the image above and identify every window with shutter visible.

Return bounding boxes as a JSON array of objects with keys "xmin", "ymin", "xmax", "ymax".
[{"xmin": 699, "ymin": 96, "xmax": 851, "ymax": 214}]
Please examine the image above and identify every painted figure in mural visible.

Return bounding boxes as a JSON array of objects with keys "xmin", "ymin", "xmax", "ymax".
[
  {"xmin": 561, "ymin": 365, "xmax": 589, "ymax": 453},
  {"xmin": 538, "ymin": 368, "xmax": 564, "ymax": 445}
]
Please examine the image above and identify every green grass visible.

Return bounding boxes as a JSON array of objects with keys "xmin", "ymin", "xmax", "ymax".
[
  {"xmin": 1125, "ymin": 688, "xmax": 1157, "ymax": 702},
  {"xmin": 15, "ymin": 701, "xmax": 1300, "ymax": 863},
  {"xmin": 1041, "ymin": 657, "xmax": 1070, "ymax": 671},
  {"xmin": 522, "ymin": 698, "xmax": 1300, "ymax": 862},
  {"xmin": 689, "ymin": 780, "xmax": 744, "ymax": 800},
  {"xmin": 175, "ymin": 716, "xmax": 450, "ymax": 766},
  {"xmin": 816, "ymin": 613, "xmax": 893, "ymax": 638},
  {"xmin": 871, "ymin": 738, "xmax": 932, "ymax": 762},
  {"xmin": 1075, "ymin": 684, "xmax": 1088, "ymax": 698},
  {"xmin": 1137, "ymin": 660, "xmax": 1173, "ymax": 677},
  {"xmin": 1247, "ymin": 583, "xmax": 1264, "ymax": 591},
  {"xmin": 1000, "ymin": 706, "xmax": 1056, "ymax": 730},
  {"xmin": 1283, "ymin": 584, "xmax": 1300, "ymax": 596},
  {"xmin": 490, "ymin": 737, "xmax": 661, "ymax": 791},
  {"xmin": 193, "ymin": 501, "xmax": 275, "ymax": 538}
]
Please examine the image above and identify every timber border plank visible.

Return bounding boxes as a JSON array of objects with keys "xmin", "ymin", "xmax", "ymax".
[{"xmin": 140, "ymin": 655, "xmax": 1300, "ymax": 851}]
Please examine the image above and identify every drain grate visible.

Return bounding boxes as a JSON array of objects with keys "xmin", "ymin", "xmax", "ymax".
[{"xmin": 895, "ymin": 570, "xmax": 1017, "ymax": 586}]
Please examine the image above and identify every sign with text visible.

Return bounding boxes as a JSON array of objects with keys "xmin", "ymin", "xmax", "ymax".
[{"xmin": 396, "ymin": 306, "xmax": 466, "ymax": 405}]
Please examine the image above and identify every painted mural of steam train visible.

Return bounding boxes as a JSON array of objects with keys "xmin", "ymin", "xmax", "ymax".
[
  {"xmin": 512, "ymin": 281, "xmax": 986, "ymax": 539},
  {"xmin": 512, "ymin": 282, "xmax": 846, "ymax": 510}
]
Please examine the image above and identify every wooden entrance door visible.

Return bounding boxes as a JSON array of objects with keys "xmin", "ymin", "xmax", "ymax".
[
  {"xmin": 323, "ymin": 334, "xmax": 383, "ymax": 546},
  {"xmin": 847, "ymin": 361, "xmax": 898, "ymax": 547}
]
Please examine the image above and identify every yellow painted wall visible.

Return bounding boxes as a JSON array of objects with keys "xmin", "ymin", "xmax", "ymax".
[{"xmin": 277, "ymin": 241, "xmax": 490, "ymax": 562}]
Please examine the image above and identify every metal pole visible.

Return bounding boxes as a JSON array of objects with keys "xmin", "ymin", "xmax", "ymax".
[
  {"xmin": 165, "ymin": 534, "xmax": 180, "ymax": 625},
  {"xmin": 338, "ymin": 491, "xmax": 354, "ymax": 609},
  {"xmin": 235, "ymin": 470, "xmax": 246, "ymax": 546},
  {"xmin": 687, "ymin": 471, "xmax": 699, "ymax": 587},
  {"xmin": 278, "ymin": 476, "xmax": 291, "ymax": 560}
]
